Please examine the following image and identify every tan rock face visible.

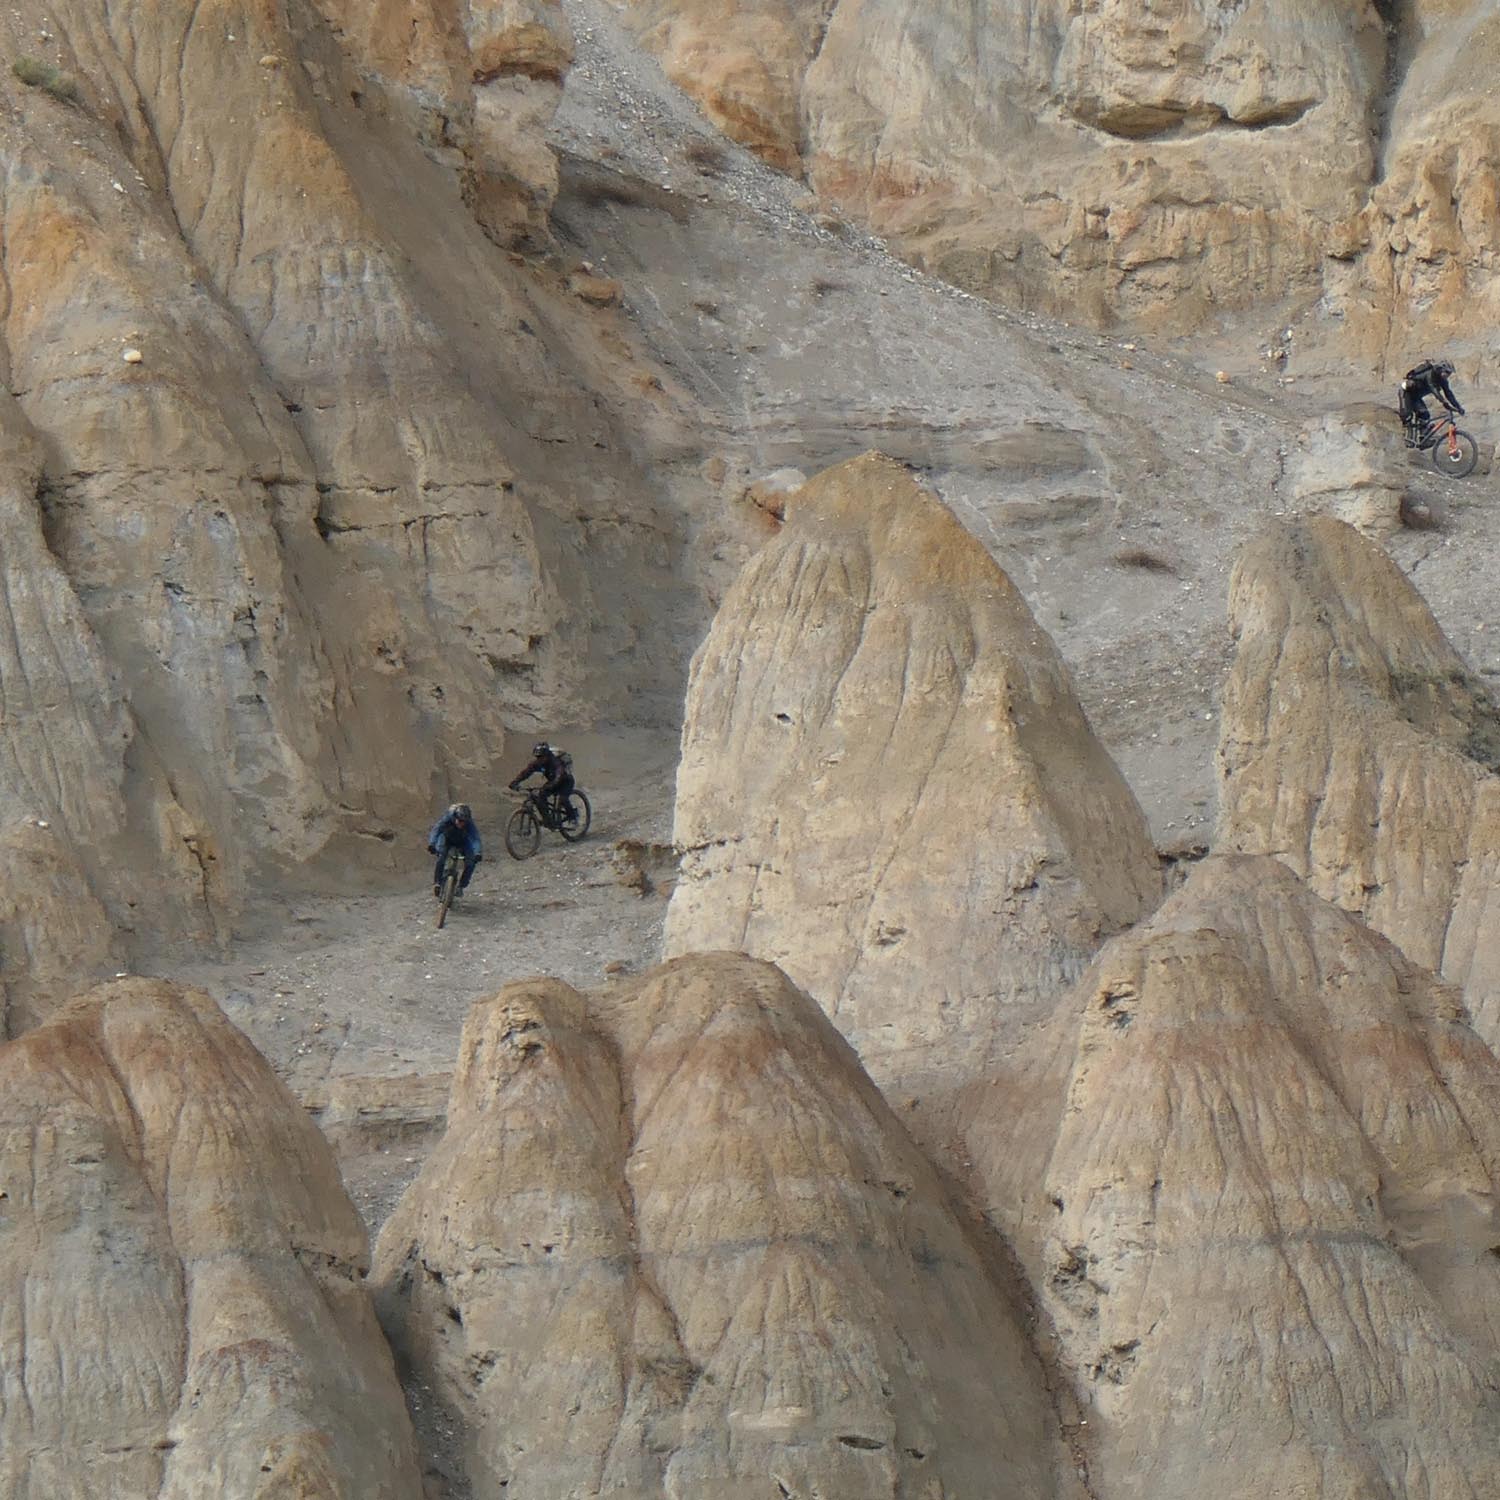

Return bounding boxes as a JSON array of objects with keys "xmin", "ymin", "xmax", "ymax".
[
  {"xmin": 624, "ymin": 0, "xmax": 1386, "ymax": 333},
  {"xmin": 1217, "ymin": 516, "xmax": 1500, "ymax": 1045},
  {"xmin": 312, "ymin": 0, "xmax": 574, "ymax": 244},
  {"xmin": 967, "ymin": 856, "xmax": 1500, "ymax": 1498},
  {"xmin": 0, "ymin": 978, "xmax": 422, "ymax": 1498},
  {"xmin": 1285, "ymin": 404, "xmax": 1414, "ymax": 536},
  {"xmin": 0, "ymin": 0, "xmax": 683, "ymax": 1012},
  {"xmin": 664, "ymin": 452, "xmax": 1161, "ymax": 1097},
  {"xmin": 374, "ymin": 953, "xmax": 1072, "ymax": 1499}
]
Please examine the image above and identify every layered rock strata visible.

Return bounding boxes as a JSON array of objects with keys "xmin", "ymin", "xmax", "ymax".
[
  {"xmin": 0, "ymin": 978, "xmax": 422, "ymax": 1499},
  {"xmin": 1217, "ymin": 516, "xmax": 1500, "ymax": 1045},
  {"xmin": 663, "ymin": 452, "xmax": 1161, "ymax": 1098},
  {"xmin": 373, "ymin": 952, "xmax": 1073, "ymax": 1499},
  {"xmin": 965, "ymin": 855, "xmax": 1500, "ymax": 1499}
]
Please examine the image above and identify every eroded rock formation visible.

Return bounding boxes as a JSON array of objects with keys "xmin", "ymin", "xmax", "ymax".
[
  {"xmin": 373, "ymin": 952, "xmax": 1075, "ymax": 1499},
  {"xmin": 0, "ymin": 0, "xmax": 690, "ymax": 1015},
  {"xmin": 965, "ymin": 855, "xmax": 1500, "ymax": 1499},
  {"xmin": 664, "ymin": 452, "xmax": 1161, "ymax": 1099},
  {"xmin": 622, "ymin": 0, "xmax": 1387, "ymax": 334},
  {"xmin": 0, "ymin": 977, "xmax": 422, "ymax": 1498},
  {"xmin": 1217, "ymin": 516, "xmax": 1500, "ymax": 1046}
]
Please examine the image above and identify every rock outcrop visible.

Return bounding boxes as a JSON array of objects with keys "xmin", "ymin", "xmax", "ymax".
[
  {"xmin": 373, "ymin": 952, "xmax": 1074, "ymax": 1499},
  {"xmin": 664, "ymin": 452, "xmax": 1161, "ymax": 1100},
  {"xmin": 0, "ymin": 978, "xmax": 422, "ymax": 1498},
  {"xmin": 622, "ymin": 0, "xmax": 1387, "ymax": 335},
  {"xmin": 965, "ymin": 855, "xmax": 1500, "ymax": 1499},
  {"xmin": 0, "ymin": 0, "xmax": 693, "ymax": 1014},
  {"xmin": 1217, "ymin": 516, "xmax": 1500, "ymax": 1046}
]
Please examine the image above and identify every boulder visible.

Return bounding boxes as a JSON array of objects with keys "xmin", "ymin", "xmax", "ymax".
[
  {"xmin": 1285, "ymin": 403, "xmax": 1413, "ymax": 536},
  {"xmin": 0, "ymin": 978, "xmax": 423, "ymax": 1498},
  {"xmin": 1217, "ymin": 516, "xmax": 1500, "ymax": 1045},
  {"xmin": 373, "ymin": 953, "xmax": 1075, "ymax": 1499},
  {"xmin": 664, "ymin": 452, "xmax": 1161, "ymax": 1105}
]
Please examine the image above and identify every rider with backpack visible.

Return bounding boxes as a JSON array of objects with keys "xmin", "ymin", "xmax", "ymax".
[
  {"xmin": 508, "ymin": 742, "xmax": 576, "ymax": 826},
  {"xmin": 1399, "ymin": 358, "xmax": 1464, "ymax": 446}
]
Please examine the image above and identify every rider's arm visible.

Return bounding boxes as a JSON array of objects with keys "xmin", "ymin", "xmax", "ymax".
[
  {"xmin": 508, "ymin": 756, "xmax": 542, "ymax": 790},
  {"xmin": 1436, "ymin": 374, "xmax": 1464, "ymax": 413}
]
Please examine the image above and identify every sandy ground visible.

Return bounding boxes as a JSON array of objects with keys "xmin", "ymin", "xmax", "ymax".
[{"xmin": 161, "ymin": 727, "xmax": 679, "ymax": 1230}]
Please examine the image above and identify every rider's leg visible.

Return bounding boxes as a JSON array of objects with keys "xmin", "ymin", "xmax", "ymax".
[
  {"xmin": 460, "ymin": 848, "xmax": 480, "ymax": 890},
  {"xmin": 432, "ymin": 838, "xmax": 447, "ymax": 892}
]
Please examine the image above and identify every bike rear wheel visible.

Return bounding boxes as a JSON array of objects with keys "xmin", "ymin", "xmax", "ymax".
[
  {"xmin": 1432, "ymin": 429, "xmax": 1478, "ymax": 479},
  {"xmin": 506, "ymin": 806, "xmax": 541, "ymax": 860},
  {"xmin": 558, "ymin": 790, "xmax": 592, "ymax": 843}
]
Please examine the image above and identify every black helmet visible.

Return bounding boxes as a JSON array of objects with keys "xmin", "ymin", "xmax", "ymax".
[
  {"xmin": 533, "ymin": 742, "xmax": 549, "ymax": 756},
  {"xmin": 449, "ymin": 802, "xmax": 471, "ymax": 822},
  {"xmin": 1437, "ymin": 358, "xmax": 1455, "ymax": 376}
]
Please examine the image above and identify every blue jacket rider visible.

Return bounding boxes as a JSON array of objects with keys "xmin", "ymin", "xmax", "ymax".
[{"xmin": 428, "ymin": 802, "xmax": 481, "ymax": 895}]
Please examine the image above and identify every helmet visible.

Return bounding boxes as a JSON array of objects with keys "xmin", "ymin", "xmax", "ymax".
[
  {"xmin": 533, "ymin": 742, "xmax": 550, "ymax": 756},
  {"xmin": 1437, "ymin": 359, "xmax": 1455, "ymax": 376},
  {"xmin": 449, "ymin": 802, "xmax": 471, "ymax": 822}
]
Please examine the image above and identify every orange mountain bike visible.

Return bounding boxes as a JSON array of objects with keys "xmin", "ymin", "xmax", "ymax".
[{"xmin": 1407, "ymin": 409, "xmax": 1478, "ymax": 478}]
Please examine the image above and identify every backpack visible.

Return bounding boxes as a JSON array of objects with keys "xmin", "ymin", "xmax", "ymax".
[{"xmin": 557, "ymin": 750, "xmax": 573, "ymax": 772}]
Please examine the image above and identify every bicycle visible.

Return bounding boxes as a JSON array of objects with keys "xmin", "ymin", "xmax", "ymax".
[
  {"xmin": 504, "ymin": 785, "xmax": 592, "ymax": 860},
  {"xmin": 434, "ymin": 845, "xmax": 467, "ymax": 929},
  {"xmin": 1405, "ymin": 408, "xmax": 1478, "ymax": 478}
]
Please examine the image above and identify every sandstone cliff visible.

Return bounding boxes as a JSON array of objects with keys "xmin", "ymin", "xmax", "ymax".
[
  {"xmin": 1217, "ymin": 516, "xmax": 1500, "ymax": 1047},
  {"xmin": 0, "ymin": 0, "xmax": 697, "ymax": 1017},
  {"xmin": 0, "ymin": 978, "xmax": 422, "ymax": 1499},
  {"xmin": 966, "ymin": 855, "xmax": 1500, "ymax": 1499},
  {"xmin": 664, "ymin": 451, "xmax": 1162, "ymax": 1102},
  {"xmin": 374, "ymin": 952, "xmax": 1075, "ymax": 1499},
  {"xmin": 617, "ymin": 0, "xmax": 1500, "ymax": 362}
]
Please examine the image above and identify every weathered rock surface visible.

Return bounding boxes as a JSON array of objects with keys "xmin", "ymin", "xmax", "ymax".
[
  {"xmin": 0, "ymin": 977, "xmax": 422, "ymax": 1499},
  {"xmin": 1285, "ymin": 404, "xmax": 1415, "ymax": 536},
  {"xmin": 1217, "ymin": 516, "xmax": 1500, "ymax": 1046},
  {"xmin": 374, "ymin": 952, "xmax": 1074, "ymax": 1499},
  {"xmin": 964, "ymin": 855, "xmax": 1500, "ymax": 1499},
  {"xmin": 0, "ymin": 0, "xmax": 694, "ymax": 1014},
  {"xmin": 622, "ymin": 0, "xmax": 1388, "ymax": 335},
  {"xmin": 664, "ymin": 452, "xmax": 1161, "ymax": 1100}
]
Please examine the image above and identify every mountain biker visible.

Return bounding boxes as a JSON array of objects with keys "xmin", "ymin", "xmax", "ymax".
[
  {"xmin": 508, "ymin": 742, "xmax": 576, "ymax": 826},
  {"xmin": 427, "ymin": 802, "xmax": 482, "ymax": 897},
  {"xmin": 1399, "ymin": 358, "xmax": 1464, "ymax": 446}
]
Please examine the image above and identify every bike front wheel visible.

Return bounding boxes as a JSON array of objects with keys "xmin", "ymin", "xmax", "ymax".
[
  {"xmin": 1432, "ymin": 429, "xmax": 1478, "ymax": 479},
  {"xmin": 558, "ymin": 790, "xmax": 592, "ymax": 843},
  {"xmin": 436, "ymin": 868, "xmax": 459, "ymax": 929},
  {"xmin": 506, "ymin": 806, "xmax": 541, "ymax": 860}
]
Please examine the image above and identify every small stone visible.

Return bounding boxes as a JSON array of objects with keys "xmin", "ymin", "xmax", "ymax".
[
  {"xmin": 259, "ymin": 54, "xmax": 280, "ymax": 67},
  {"xmin": 122, "ymin": 348, "xmax": 143, "ymax": 364},
  {"xmin": 1216, "ymin": 370, "xmax": 1231, "ymax": 383}
]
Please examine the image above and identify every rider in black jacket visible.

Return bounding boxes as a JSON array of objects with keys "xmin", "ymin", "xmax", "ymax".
[
  {"xmin": 509, "ymin": 743, "xmax": 576, "ymax": 825},
  {"xmin": 1399, "ymin": 359, "xmax": 1464, "ymax": 445}
]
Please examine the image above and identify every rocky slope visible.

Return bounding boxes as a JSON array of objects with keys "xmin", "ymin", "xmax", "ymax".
[
  {"xmin": 664, "ymin": 451, "xmax": 1161, "ymax": 1108},
  {"xmin": 373, "ymin": 952, "xmax": 1077, "ymax": 1499},
  {"xmin": 0, "ymin": 978, "xmax": 422, "ymax": 1499}
]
